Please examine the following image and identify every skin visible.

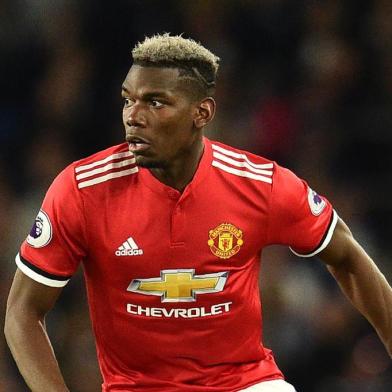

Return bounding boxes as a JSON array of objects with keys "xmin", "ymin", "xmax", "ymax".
[
  {"xmin": 4, "ymin": 65, "xmax": 392, "ymax": 391},
  {"xmin": 320, "ymin": 219, "xmax": 392, "ymax": 356},
  {"xmin": 5, "ymin": 270, "xmax": 68, "ymax": 391},
  {"xmin": 122, "ymin": 65, "xmax": 215, "ymax": 191}
]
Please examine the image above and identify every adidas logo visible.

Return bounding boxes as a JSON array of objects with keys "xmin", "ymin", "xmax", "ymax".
[{"xmin": 115, "ymin": 237, "xmax": 144, "ymax": 256}]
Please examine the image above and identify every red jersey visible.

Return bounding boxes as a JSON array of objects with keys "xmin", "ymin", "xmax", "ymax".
[{"xmin": 17, "ymin": 137, "xmax": 337, "ymax": 391}]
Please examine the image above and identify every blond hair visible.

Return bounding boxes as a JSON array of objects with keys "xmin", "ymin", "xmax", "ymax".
[{"xmin": 132, "ymin": 33, "xmax": 220, "ymax": 97}]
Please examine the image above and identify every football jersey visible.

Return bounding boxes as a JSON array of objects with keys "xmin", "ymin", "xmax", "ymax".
[{"xmin": 17, "ymin": 137, "xmax": 337, "ymax": 392}]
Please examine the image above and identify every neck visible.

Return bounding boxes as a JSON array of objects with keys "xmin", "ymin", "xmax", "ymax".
[{"xmin": 150, "ymin": 136, "xmax": 204, "ymax": 192}]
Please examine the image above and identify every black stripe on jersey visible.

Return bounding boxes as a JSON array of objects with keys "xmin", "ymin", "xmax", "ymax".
[
  {"xmin": 19, "ymin": 254, "xmax": 71, "ymax": 281},
  {"xmin": 300, "ymin": 211, "xmax": 335, "ymax": 257}
]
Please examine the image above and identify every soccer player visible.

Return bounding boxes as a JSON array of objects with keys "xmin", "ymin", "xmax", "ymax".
[{"xmin": 5, "ymin": 34, "xmax": 392, "ymax": 392}]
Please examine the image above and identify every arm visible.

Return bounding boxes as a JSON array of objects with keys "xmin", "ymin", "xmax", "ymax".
[
  {"xmin": 4, "ymin": 268, "xmax": 70, "ymax": 391},
  {"xmin": 319, "ymin": 217, "xmax": 392, "ymax": 357}
]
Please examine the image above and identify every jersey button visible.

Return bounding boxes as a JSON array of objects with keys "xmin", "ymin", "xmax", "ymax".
[{"xmin": 168, "ymin": 190, "xmax": 179, "ymax": 199}]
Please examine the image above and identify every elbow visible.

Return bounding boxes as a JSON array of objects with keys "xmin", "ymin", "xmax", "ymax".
[{"xmin": 4, "ymin": 303, "xmax": 31, "ymax": 347}]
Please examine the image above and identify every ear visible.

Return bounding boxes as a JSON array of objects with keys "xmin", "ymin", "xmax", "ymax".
[{"xmin": 193, "ymin": 97, "xmax": 216, "ymax": 129}]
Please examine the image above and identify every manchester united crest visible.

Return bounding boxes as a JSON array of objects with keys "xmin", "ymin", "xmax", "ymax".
[{"xmin": 208, "ymin": 223, "xmax": 244, "ymax": 259}]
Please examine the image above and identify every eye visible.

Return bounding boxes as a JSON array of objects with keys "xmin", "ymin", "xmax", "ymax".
[
  {"xmin": 123, "ymin": 98, "xmax": 134, "ymax": 107},
  {"xmin": 150, "ymin": 100, "xmax": 164, "ymax": 108}
]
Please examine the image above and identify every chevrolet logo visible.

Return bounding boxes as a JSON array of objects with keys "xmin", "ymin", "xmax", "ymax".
[{"xmin": 127, "ymin": 269, "xmax": 228, "ymax": 302}]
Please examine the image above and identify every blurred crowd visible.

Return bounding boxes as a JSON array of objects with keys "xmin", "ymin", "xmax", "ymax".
[{"xmin": 1, "ymin": 1, "xmax": 392, "ymax": 391}]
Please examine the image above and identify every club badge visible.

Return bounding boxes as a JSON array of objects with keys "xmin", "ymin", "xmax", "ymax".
[{"xmin": 208, "ymin": 223, "xmax": 244, "ymax": 259}]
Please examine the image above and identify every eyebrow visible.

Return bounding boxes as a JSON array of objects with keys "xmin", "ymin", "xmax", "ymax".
[{"xmin": 121, "ymin": 86, "xmax": 170, "ymax": 99}]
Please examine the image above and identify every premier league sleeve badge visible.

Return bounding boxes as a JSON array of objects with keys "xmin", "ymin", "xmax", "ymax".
[
  {"xmin": 26, "ymin": 209, "xmax": 53, "ymax": 248},
  {"xmin": 307, "ymin": 188, "xmax": 326, "ymax": 216}
]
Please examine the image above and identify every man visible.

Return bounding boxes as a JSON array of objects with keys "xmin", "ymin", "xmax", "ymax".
[{"xmin": 5, "ymin": 33, "xmax": 392, "ymax": 392}]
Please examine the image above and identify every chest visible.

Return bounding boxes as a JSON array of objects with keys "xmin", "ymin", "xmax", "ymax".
[{"xmin": 82, "ymin": 180, "xmax": 269, "ymax": 279}]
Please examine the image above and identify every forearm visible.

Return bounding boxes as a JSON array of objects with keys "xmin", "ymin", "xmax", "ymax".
[
  {"xmin": 4, "ymin": 312, "xmax": 69, "ymax": 392},
  {"xmin": 327, "ymin": 246, "xmax": 392, "ymax": 356}
]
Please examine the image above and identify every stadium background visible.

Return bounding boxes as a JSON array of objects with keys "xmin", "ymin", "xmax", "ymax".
[{"xmin": 1, "ymin": 1, "xmax": 392, "ymax": 390}]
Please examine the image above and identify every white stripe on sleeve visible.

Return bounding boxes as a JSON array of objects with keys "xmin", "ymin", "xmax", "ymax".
[
  {"xmin": 289, "ymin": 210, "xmax": 338, "ymax": 258},
  {"xmin": 15, "ymin": 253, "xmax": 70, "ymax": 287}
]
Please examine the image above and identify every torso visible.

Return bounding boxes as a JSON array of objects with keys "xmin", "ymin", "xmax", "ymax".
[
  {"xmin": 76, "ymin": 138, "xmax": 283, "ymax": 390},
  {"xmin": 20, "ymin": 136, "xmax": 334, "ymax": 391}
]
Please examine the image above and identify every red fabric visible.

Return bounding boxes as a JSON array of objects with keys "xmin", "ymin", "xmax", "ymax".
[
  {"xmin": 20, "ymin": 138, "xmax": 333, "ymax": 391},
  {"xmin": 267, "ymin": 164, "xmax": 333, "ymax": 254}
]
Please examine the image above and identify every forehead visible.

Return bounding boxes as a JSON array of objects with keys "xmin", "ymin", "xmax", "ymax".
[{"xmin": 122, "ymin": 65, "xmax": 183, "ymax": 94}]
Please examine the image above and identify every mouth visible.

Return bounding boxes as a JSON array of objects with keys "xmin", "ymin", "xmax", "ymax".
[{"xmin": 126, "ymin": 135, "xmax": 151, "ymax": 154}]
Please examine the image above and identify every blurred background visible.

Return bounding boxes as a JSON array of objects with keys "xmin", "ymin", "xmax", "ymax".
[{"xmin": 1, "ymin": 0, "xmax": 392, "ymax": 391}]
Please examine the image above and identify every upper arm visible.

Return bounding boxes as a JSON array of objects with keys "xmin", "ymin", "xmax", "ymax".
[
  {"xmin": 267, "ymin": 163, "xmax": 336, "ymax": 256},
  {"xmin": 318, "ymin": 217, "xmax": 368, "ymax": 270},
  {"xmin": 6, "ymin": 268, "xmax": 64, "ymax": 321},
  {"xmin": 7, "ymin": 167, "xmax": 84, "ymax": 322},
  {"xmin": 17, "ymin": 166, "xmax": 87, "ymax": 288}
]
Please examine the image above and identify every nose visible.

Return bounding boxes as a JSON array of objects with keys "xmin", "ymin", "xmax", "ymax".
[{"xmin": 125, "ymin": 102, "xmax": 145, "ymax": 128}]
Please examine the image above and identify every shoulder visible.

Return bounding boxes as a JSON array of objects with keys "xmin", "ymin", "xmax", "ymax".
[
  {"xmin": 73, "ymin": 143, "xmax": 131, "ymax": 171},
  {"xmin": 71, "ymin": 143, "xmax": 137, "ymax": 190},
  {"xmin": 210, "ymin": 139, "xmax": 274, "ymax": 166},
  {"xmin": 208, "ymin": 139, "xmax": 274, "ymax": 185},
  {"xmin": 208, "ymin": 139, "xmax": 307, "ymax": 192},
  {"xmin": 49, "ymin": 143, "xmax": 136, "ymax": 195}
]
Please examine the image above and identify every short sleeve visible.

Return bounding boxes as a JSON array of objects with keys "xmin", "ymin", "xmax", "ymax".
[
  {"xmin": 267, "ymin": 163, "xmax": 338, "ymax": 257},
  {"xmin": 16, "ymin": 165, "xmax": 87, "ymax": 287}
]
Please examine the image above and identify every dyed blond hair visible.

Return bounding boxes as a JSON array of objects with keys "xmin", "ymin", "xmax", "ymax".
[{"xmin": 132, "ymin": 33, "xmax": 220, "ymax": 97}]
